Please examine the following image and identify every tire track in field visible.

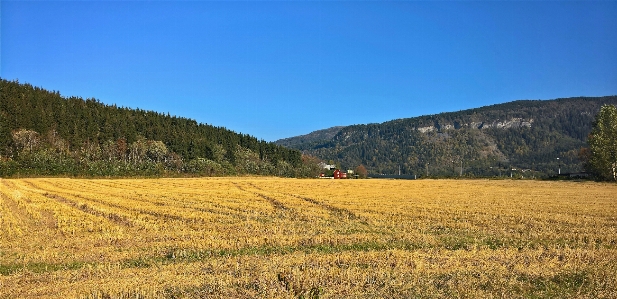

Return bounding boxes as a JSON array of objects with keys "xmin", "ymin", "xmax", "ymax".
[
  {"xmin": 245, "ymin": 182, "xmax": 365, "ymax": 222},
  {"xmin": 292, "ymin": 194, "xmax": 364, "ymax": 221},
  {"xmin": 232, "ymin": 183, "xmax": 291, "ymax": 212},
  {"xmin": 1, "ymin": 180, "xmax": 59, "ymax": 232},
  {"xmin": 18, "ymin": 180, "xmax": 140, "ymax": 226},
  {"xmin": 51, "ymin": 180, "xmax": 249, "ymax": 219},
  {"xmin": 48, "ymin": 182, "xmax": 246, "ymax": 218},
  {"xmin": 1, "ymin": 180, "xmax": 59, "ymax": 229},
  {"xmin": 29, "ymin": 180, "xmax": 240, "ymax": 226},
  {"xmin": 0, "ymin": 183, "xmax": 38, "ymax": 230},
  {"xmin": 26, "ymin": 180, "xmax": 188, "ymax": 225},
  {"xmin": 42, "ymin": 193, "xmax": 134, "ymax": 227},
  {"xmin": 53, "ymin": 192, "xmax": 197, "ymax": 224}
]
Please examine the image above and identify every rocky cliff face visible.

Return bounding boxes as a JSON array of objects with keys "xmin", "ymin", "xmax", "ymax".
[
  {"xmin": 477, "ymin": 118, "xmax": 534, "ymax": 129},
  {"xmin": 417, "ymin": 118, "xmax": 533, "ymax": 133}
]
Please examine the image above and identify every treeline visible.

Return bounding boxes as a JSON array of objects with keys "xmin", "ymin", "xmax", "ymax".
[
  {"xmin": 0, "ymin": 79, "xmax": 320, "ymax": 177},
  {"xmin": 281, "ymin": 96, "xmax": 617, "ymax": 178}
]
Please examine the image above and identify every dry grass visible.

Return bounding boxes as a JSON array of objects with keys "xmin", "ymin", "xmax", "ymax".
[{"xmin": 0, "ymin": 178, "xmax": 616, "ymax": 298}]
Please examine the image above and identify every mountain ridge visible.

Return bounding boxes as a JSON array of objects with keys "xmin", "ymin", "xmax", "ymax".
[
  {"xmin": 276, "ymin": 126, "xmax": 344, "ymax": 148},
  {"xmin": 276, "ymin": 96, "xmax": 617, "ymax": 177}
]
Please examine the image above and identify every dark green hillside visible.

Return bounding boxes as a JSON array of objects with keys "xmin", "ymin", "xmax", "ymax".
[
  {"xmin": 277, "ymin": 96, "xmax": 617, "ymax": 178},
  {"xmin": 0, "ymin": 79, "xmax": 308, "ymax": 177},
  {"xmin": 276, "ymin": 126, "xmax": 344, "ymax": 148}
]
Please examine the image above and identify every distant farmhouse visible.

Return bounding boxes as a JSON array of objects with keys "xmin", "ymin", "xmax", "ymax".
[
  {"xmin": 318, "ymin": 162, "xmax": 354, "ymax": 179},
  {"xmin": 333, "ymin": 169, "xmax": 347, "ymax": 179}
]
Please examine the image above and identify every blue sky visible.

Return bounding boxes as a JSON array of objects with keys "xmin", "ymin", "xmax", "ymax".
[{"xmin": 2, "ymin": 1, "xmax": 616, "ymax": 142}]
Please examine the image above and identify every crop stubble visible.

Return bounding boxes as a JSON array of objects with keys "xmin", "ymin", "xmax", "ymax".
[{"xmin": 0, "ymin": 178, "xmax": 615, "ymax": 298}]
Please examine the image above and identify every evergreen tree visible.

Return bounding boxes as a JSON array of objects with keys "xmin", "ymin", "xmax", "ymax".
[{"xmin": 588, "ymin": 105, "xmax": 617, "ymax": 181}]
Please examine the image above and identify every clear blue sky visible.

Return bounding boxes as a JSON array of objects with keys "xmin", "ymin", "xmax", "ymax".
[{"xmin": 2, "ymin": 1, "xmax": 616, "ymax": 142}]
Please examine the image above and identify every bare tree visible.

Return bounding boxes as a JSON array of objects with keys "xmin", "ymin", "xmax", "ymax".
[{"xmin": 12, "ymin": 129, "xmax": 40, "ymax": 153}]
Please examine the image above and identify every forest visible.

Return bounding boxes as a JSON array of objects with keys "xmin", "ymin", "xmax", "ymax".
[
  {"xmin": 3, "ymin": 78, "xmax": 615, "ymax": 179},
  {"xmin": 278, "ymin": 95, "xmax": 617, "ymax": 178},
  {"xmin": 0, "ymin": 79, "xmax": 320, "ymax": 177}
]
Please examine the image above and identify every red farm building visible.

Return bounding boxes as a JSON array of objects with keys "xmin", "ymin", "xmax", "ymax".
[{"xmin": 333, "ymin": 169, "xmax": 347, "ymax": 179}]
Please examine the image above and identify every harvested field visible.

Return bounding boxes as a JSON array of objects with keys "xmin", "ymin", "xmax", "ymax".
[{"xmin": 0, "ymin": 178, "xmax": 616, "ymax": 298}]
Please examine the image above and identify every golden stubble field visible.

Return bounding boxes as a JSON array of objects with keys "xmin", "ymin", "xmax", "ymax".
[{"xmin": 0, "ymin": 177, "xmax": 616, "ymax": 298}]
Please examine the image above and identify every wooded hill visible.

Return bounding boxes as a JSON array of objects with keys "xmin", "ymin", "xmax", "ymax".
[
  {"xmin": 0, "ymin": 79, "xmax": 316, "ymax": 177},
  {"xmin": 277, "ymin": 96, "xmax": 617, "ymax": 178}
]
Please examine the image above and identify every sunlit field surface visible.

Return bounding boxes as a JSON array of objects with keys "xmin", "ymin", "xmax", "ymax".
[{"xmin": 0, "ymin": 178, "xmax": 616, "ymax": 298}]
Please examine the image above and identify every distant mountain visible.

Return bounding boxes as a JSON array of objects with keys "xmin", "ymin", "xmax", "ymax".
[
  {"xmin": 276, "ymin": 96, "xmax": 617, "ymax": 178},
  {"xmin": 276, "ymin": 126, "xmax": 344, "ymax": 148},
  {"xmin": 0, "ymin": 79, "xmax": 309, "ymax": 177}
]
